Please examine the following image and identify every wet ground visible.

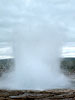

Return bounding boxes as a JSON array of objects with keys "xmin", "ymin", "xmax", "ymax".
[{"xmin": 0, "ymin": 89, "xmax": 75, "ymax": 100}]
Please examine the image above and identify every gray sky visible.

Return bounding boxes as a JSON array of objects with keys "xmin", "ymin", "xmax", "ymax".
[{"xmin": 0, "ymin": 0, "xmax": 75, "ymax": 42}]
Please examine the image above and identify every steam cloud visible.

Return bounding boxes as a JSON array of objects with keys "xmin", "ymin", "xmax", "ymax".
[{"xmin": 0, "ymin": 0, "xmax": 71, "ymax": 90}]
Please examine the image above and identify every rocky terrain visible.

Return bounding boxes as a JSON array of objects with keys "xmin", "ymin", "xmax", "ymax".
[{"xmin": 0, "ymin": 89, "xmax": 75, "ymax": 100}]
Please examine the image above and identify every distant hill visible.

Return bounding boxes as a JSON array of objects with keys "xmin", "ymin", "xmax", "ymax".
[
  {"xmin": 0, "ymin": 58, "xmax": 15, "ymax": 76},
  {"xmin": 61, "ymin": 58, "xmax": 75, "ymax": 75}
]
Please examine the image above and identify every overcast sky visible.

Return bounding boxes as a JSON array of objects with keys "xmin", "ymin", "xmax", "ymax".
[{"xmin": 0, "ymin": 0, "xmax": 75, "ymax": 42}]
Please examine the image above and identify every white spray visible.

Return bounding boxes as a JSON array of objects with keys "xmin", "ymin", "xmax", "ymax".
[{"xmin": 0, "ymin": 0, "xmax": 71, "ymax": 90}]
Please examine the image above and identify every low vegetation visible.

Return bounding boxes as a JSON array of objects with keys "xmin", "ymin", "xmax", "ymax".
[
  {"xmin": 61, "ymin": 58, "xmax": 75, "ymax": 75},
  {"xmin": 0, "ymin": 58, "xmax": 15, "ymax": 76}
]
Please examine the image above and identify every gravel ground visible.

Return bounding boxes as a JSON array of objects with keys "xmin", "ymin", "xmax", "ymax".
[{"xmin": 0, "ymin": 89, "xmax": 75, "ymax": 100}]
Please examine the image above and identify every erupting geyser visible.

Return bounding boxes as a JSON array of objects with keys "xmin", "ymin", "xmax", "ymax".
[{"xmin": 0, "ymin": 0, "xmax": 70, "ymax": 90}]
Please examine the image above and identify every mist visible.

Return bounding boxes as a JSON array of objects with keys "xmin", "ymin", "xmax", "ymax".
[{"xmin": 0, "ymin": 0, "xmax": 72, "ymax": 90}]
